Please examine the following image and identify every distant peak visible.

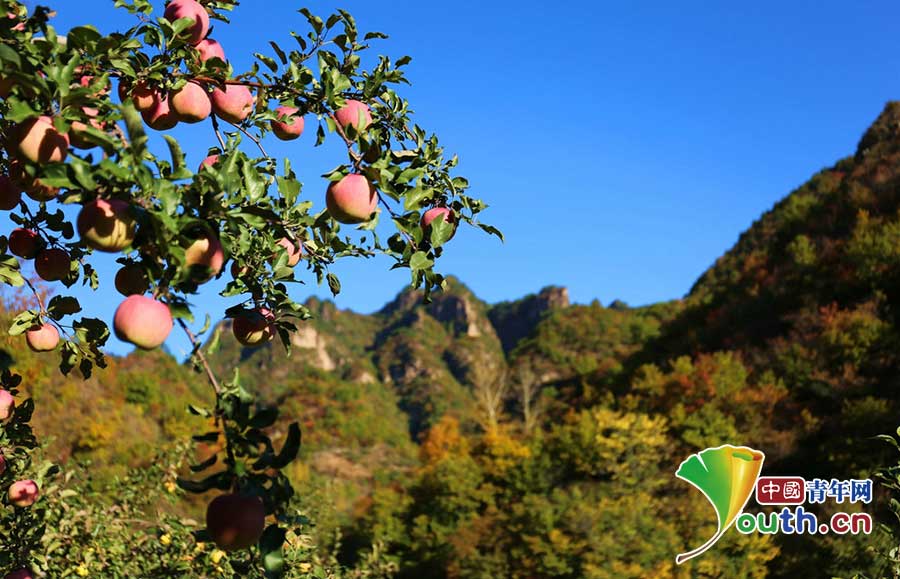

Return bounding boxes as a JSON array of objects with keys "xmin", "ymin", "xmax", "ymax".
[
  {"xmin": 537, "ymin": 286, "xmax": 570, "ymax": 309},
  {"xmin": 488, "ymin": 285, "xmax": 571, "ymax": 353},
  {"xmin": 856, "ymin": 101, "xmax": 900, "ymax": 159}
]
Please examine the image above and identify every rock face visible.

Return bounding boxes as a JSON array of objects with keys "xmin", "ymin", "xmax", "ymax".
[
  {"xmin": 427, "ymin": 294, "xmax": 485, "ymax": 337},
  {"xmin": 291, "ymin": 325, "xmax": 336, "ymax": 371},
  {"xmin": 207, "ymin": 278, "xmax": 572, "ymax": 438},
  {"xmin": 370, "ymin": 278, "xmax": 506, "ymax": 436},
  {"xmin": 488, "ymin": 286, "xmax": 570, "ymax": 353}
]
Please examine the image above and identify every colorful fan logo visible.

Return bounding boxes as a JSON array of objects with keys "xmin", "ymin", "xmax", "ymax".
[{"xmin": 675, "ymin": 444, "xmax": 766, "ymax": 564}]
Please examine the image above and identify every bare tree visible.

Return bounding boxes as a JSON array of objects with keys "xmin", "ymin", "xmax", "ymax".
[
  {"xmin": 513, "ymin": 362, "xmax": 543, "ymax": 434},
  {"xmin": 470, "ymin": 358, "xmax": 508, "ymax": 431}
]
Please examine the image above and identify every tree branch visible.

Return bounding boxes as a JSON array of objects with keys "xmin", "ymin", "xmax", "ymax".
[
  {"xmin": 220, "ymin": 116, "xmax": 270, "ymax": 160},
  {"xmin": 177, "ymin": 318, "xmax": 221, "ymax": 397},
  {"xmin": 210, "ymin": 115, "xmax": 227, "ymax": 152}
]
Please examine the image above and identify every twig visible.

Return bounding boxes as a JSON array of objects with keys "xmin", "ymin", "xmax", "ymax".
[
  {"xmin": 176, "ymin": 317, "xmax": 238, "ymax": 472},
  {"xmin": 210, "ymin": 115, "xmax": 227, "ymax": 151},
  {"xmin": 220, "ymin": 116, "xmax": 270, "ymax": 160},
  {"xmin": 327, "ymin": 112, "xmax": 364, "ymax": 170},
  {"xmin": 22, "ymin": 278, "xmax": 46, "ymax": 314},
  {"xmin": 177, "ymin": 318, "xmax": 221, "ymax": 396}
]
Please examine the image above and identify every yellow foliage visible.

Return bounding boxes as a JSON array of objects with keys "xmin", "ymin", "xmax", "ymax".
[
  {"xmin": 420, "ymin": 415, "xmax": 468, "ymax": 464},
  {"xmin": 476, "ymin": 425, "xmax": 531, "ymax": 476}
]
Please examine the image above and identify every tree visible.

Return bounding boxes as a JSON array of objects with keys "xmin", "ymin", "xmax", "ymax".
[
  {"xmin": 511, "ymin": 361, "xmax": 542, "ymax": 434},
  {"xmin": 0, "ymin": 0, "xmax": 497, "ymax": 576}
]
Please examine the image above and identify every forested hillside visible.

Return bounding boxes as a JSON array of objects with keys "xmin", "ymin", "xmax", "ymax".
[{"xmin": 10, "ymin": 103, "xmax": 900, "ymax": 577}]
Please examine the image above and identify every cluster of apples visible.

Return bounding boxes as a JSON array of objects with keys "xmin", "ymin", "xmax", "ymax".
[
  {"xmin": 325, "ymin": 101, "xmax": 459, "ymax": 238},
  {"xmin": 2, "ymin": 0, "xmax": 459, "ymax": 357},
  {"xmin": 0, "ymin": 390, "xmax": 40, "ymax": 508},
  {"xmin": 1, "ymin": 388, "xmax": 40, "ymax": 579},
  {"xmin": 0, "ymin": 2, "xmax": 460, "ymax": 557},
  {"xmin": 118, "ymin": 0, "xmax": 305, "ymax": 141}
]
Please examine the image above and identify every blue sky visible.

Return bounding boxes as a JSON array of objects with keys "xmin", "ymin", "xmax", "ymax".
[{"xmin": 18, "ymin": 0, "xmax": 900, "ymax": 357}]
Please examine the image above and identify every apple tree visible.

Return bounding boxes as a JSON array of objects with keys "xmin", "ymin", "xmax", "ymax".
[{"xmin": 0, "ymin": 0, "xmax": 498, "ymax": 576}]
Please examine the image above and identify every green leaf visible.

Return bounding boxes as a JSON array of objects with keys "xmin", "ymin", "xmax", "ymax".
[
  {"xmin": 270, "ymin": 422, "xmax": 301, "ymax": 469},
  {"xmin": 9, "ymin": 310, "xmax": 38, "ymax": 336},
  {"xmin": 261, "ymin": 525, "xmax": 287, "ymax": 577},
  {"xmin": 47, "ymin": 296, "xmax": 81, "ymax": 320},
  {"xmin": 187, "ymin": 404, "xmax": 210, "ymax": 417},
  {"xmin": 163, "ymin": 135, "xmax": 191, "ymax": 179},
  {"xmin": 0, "ymin": 44, "xmax": 21, "ymax": 68},
  {"xmin": 66, "ymin": 25, "xmax": 102, "ymax": 50},
  {"xmin": 478, "ymin": 223, "xmax": 504, "ymax": 241},
  {"xmin": 0, "ymin": 255, "xmax": 25, "ymax": 287},
  {"xmin": 326, "ymin": 272, "xmax": 341, "ymax": 296},
  {"xmin": 69, "ymin": 158, "xmax": 98, "ymax": 190},
  {"xmin": 192, "ymin": 432, "xmax": 221, "ymax": 443},
  {"xmin": 176, "ymin": 471, "xmax": 233, "ymax": 494},
  {"xmin": 409, "ymin": 251, "xmax": 433, "ymax": 271},
  {"xmin": 403, "ymin": 187, "xmax": 431, "ymax": 211},
  {"xmin": 5, "ymin": 99, "xmax": 38, "ymax": 123},
  {"xmin": 269, "ymin": 41, "xmax": 287, "ymax": 65},
  {"xmin": 249, "ymin": 407, "xmax": 278, "ymax": 429},
  {"xmin": 168, "ymin": 301, "xmax": 193, "ymax": 323},
  {"xmin": 429, "ymin": 217, "xmax": 454, "ymax": 248},
  {"xmin": 206, "ymin": 326, "xmax": 222, "ymax": 356},
  {"xmin": 189, "ymin": 454, "xmax": 218, "ymax": 473},
  {"xmin": 255, "ymin": 53, "xmax": 279, "ymax": 73}
]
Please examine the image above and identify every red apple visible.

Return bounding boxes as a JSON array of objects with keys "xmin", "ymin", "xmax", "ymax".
[
  {"xmin": 0, "ymin": 453, "xmax": 5, "ymax": 476},
  {"xmin": 232, "ymin": 308, "xmax": 275, "ymax": 347},
  {"xmin": 115, "ymin": 264, "xmax": 149, "ymax": 296},
  {"xmin": 184, "ymin": 233, "xmax": 224, "ymax": 282},
  {"xmin": 211, "ymin": 84, "xmax": 254, "ymax": 124},
  {"xmin": 69, "ymin": 117, "xmax": 104, "ymax": 150},
  {"xmin": 114, "ymin": 295, "xmax": 173, "ymax": 350},
  {"xmin": 26, "ymin": 323, "xmax": 59, "ymax": 352},
  {"xmin": 120, "ymin": 80, "xmax": 158, "ymax": 112},
  {"xmin": 0, "ymin": 389, "xmax": 13, "ymax": 421},
  {"xmin": 34, "ymin": 248, "xmax": 70, "ymax": 282},
  {"xmin": 206, "ymin": 493, "xmax": 267, "ymax": 551},
  {"xmin": 334, "ymin": 99, "xmax": 372, "ymax": 132},
  {"xmin": 8, "ymin": 479, "xmax": 39, "ymax": 507},
  {"xmin": 199, "ymin": 154, "xmax": 219, "ymax": 171},
  {"xmin": 8, "ymin": 229, "xmax": 39, "ymax": 259},
  {"xmin": 230, "ymin": 260, "xmax": 251, "ymax": 280},
  {"xmin": 0, "ymin": 175, "xmax": 21, "ymax": 210},
  {"xmin": 75, "ymin": 75, "xmax": 108, "ymax": 118},
  {"xmin": 12, "ymin": 116, "xmax": 69, "ymax": 164},
  {"xmin": 421, "ymin": 207, "xmax": 457, "ymax": 241},
  {"xmin": 164, "ymin": 0, "xmax": 209, "ymax": 46},
  {"xmin": 170, "ymin": 81, "xmax": 211, "ymax": 123},
  {"xmin": 270, "ymin": 106, "xmax": 304, "ymax": 141},
  {"xmin": 4, "ymin": 569, "xmax": 34, "ymax": 579},
  {"xmin": 196, "ymin": 38, "xmax": 225, "ymax": 62},
  {"xmin": 23, "ymin": 179, "xmax": 58, "ymax": 202},
  {"xmin": 274, "ymin": 237, "xmax": 302, "ymax": 267},
  {"xmin": 326, "ymin": 174, "xmax": 378, "ymax": 224},
  {"xmin": 10, "ymin": 161, "xmax": 59, "ymax": 202},
  {"xmin": 142, "ymin": 95, "xmax": 179, "ymax": 131},
  {"xmin": 77, "ymin": 198, "xmax": 135, "ymax": 253},
  {"xmin": 77, "ymin": 74, "xmax": 109, "ymax": 96}
]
